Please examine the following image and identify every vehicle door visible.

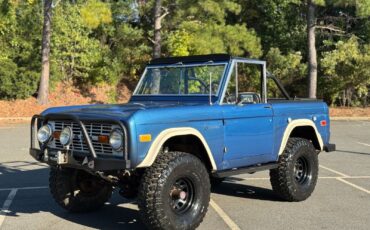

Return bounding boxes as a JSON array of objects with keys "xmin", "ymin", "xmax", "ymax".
[{"xmin": 221, "ymin": 60, "xmax": 275, "ymax": 169}]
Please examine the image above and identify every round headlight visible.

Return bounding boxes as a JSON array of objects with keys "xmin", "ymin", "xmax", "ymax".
[
  {"xmin": 60, "ymin": 127, "xmax": 73, "ymax": 146},
  {"xmin": 109, "ymin": 129, "xmax": 123, "ymax": 150},
  {"xmin": 37, "ymin": 124, "xmax": 52, "ymax": 143}
]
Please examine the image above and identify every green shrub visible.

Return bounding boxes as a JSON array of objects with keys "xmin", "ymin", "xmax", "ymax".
[{"xmin": 0, "ymin": 58, "xmax": 39, "ymax": 99}]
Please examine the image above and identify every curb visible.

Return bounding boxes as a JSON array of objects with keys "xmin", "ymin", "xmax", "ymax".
[
  {"xmin": 0, "ymin": 117, "xmax": 32, "ymax": 121},
  {"xmin": 330, "ymin": 117, "xmax": 370, "ymax": 121},
  {"xmin": 0, "ymin": 117, "xmax": 32, "ymax": 123}
]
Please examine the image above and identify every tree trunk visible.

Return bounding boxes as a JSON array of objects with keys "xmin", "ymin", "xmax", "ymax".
[
  {"xmin": 341, "ymin": 90, "xmax": 346, "ymax": 107},
  {"xmin": 307, "ymin": 0, "xmax": 317, "ymax": 99},
  {"xmin": 151, "ymin": 0, "xmax": 169, "ymax": 94},
  {"xmin": 364, "ymin": 92, "xmax": 368, "ymax": 108},
  {"xmin": 153, "ymin": 0, "xmax": 162, "ymax": 58},
  {"xmin": 347, "ymin": 87, "xmax": 353, "ymax": 107},
  {"xmin": 37, "ymin": 0, "xmax": 53, "ymax": 105}
]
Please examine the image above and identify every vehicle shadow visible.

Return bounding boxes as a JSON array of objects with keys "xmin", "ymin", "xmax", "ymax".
[
  {"xmin": 336, "ymin": 149, "xmax": 370, "ymax": 156},
  {"xmin": 0, "ymin": 160, "xmax": 49, "ymax": 188},
  {"xmin": 0, "ymin": 161, "xmax": 145, "ymax": 229},
  {"xmin": 62, "ymin": 199, "xmax": 144, "ymax": 229},
  {"xmin": 52, "ymin": 195, "xmax": 145, "ymax": 229},
  {"xmin": 8, "ymin": 190, "xmax": 146, "ymax": 229},
  {"xmin": 1, "ymin": 161, "xmax": 283, "ymax": 229},
  {"xmin": 211, "ymin": 179, "xmax": 283, "ymax": 202}
]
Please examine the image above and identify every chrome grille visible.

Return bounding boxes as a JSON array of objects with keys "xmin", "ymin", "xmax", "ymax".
[{"xmin": 49, "ymin": 121, "xmax": 117, "ymax": 156}]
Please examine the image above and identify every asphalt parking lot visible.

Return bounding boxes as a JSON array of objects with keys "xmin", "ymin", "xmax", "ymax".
[{"xmin": 0, "ymin": 121, "xmax": 369, "ymax": 230}]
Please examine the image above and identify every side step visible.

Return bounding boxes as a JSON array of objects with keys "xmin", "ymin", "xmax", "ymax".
[{"xmin": 213, "ymin": 162, "xmax": 279, "ymax": 178}]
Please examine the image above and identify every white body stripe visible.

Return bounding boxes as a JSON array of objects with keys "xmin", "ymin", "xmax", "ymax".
[
  {"xmin": 136, "ymin": 127, "xmax": 217, "ymax": 170},
  {"xmin": 278, "ymin": 119, "xmax": 324, "ymax": 155},
  {"xmin": 137, "ymin": 119, "xmax": 323, "ymax": 170}
]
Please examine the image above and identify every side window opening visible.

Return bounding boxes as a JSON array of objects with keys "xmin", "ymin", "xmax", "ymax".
[
  {"xmin": 223, "ymin": 62, "xmax": 263, "ymax": 104},
  {"xmin": 266, "ymin": 74, "xmax": 291, "ymax": 100}
]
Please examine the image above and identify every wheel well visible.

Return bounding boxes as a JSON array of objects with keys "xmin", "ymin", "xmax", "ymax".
[
  {"xmin": 289, "ymin": 126, "xmax": 321, "ymax": 150},
  {"xmin": 163, "ymin": 135, "xmax": 213, "ymax": 172}
]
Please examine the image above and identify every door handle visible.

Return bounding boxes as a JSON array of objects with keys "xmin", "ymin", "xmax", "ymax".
[{"xmin": 264, "ymin": 105, "xmax": 272, "ymax": 109}]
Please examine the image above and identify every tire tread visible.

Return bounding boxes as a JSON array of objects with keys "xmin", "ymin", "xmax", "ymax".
[
  {"xmin": 270, "ymin": 137, "xmax": 318, "ymax": 201},
  {"xmin": 138, "ymin": 151, "xmax": 210, "ymax": 230},
  {"xmin": 49, "ymin": 167, "xmax": 112, "ymax": 212}
]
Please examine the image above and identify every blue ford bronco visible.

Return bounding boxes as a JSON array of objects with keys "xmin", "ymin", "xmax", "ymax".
[{"xmin": 30, "ymin": 54, "xmax": 335, "ymax": 230}]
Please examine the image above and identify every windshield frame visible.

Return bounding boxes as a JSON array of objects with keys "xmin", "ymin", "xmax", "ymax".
[{"xmin": 133, "ymin": 62, "xmax": 229, "ymax": 97}]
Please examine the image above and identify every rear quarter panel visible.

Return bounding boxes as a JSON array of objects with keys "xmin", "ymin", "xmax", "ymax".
[{"xmin": 271, "ymin": 101, "xmax": 330, "ymax": 161}]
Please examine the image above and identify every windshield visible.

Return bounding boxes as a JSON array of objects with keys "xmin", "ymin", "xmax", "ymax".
[{"xmin": 134, "ymin": 64, "xmax": 227, "ymax": 96}]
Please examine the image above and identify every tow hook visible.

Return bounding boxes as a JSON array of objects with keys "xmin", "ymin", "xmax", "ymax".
[
  {"xmin": 82, "ymin": 157, "xmax": 95, "ymax": 169},
  {"xmin": 96, "ymin": 171, "xmax": 119, "ymax": 184}
]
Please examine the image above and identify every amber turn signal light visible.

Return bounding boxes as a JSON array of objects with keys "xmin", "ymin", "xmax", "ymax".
[
  {"xmin": 98, "ymin": 135, "xmax": 109, "ymax": 144},
  {"xmin": 139, "ymin": 134, "xmax": 152, "ymax": 142},
  {"xmin": 53, "ymin": 131, "xmax": 61, "ymax": 139}
]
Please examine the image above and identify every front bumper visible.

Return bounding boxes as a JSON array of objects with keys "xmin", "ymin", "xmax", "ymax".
[
  {"xmin": 30, "ymin": 148, "xmax": 129, "ymax": 171},
  {"xmin": 30, "ymin": 114, "xmax": 130, "ymax": 172}
]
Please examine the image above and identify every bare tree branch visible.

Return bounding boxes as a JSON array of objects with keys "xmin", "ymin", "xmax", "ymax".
[
  {"xmin": 159, "ymin": 7, "xmax": 169, "ymax": 21},
  {"xmin": 148, "ymin": 37, "xmax": 155, "ymax": 44},
  {"xmin": 316, "ymin": 25, "xmax": 346, "ymax": 33},
  {"xmin": 52, "ymin": 0, "xmax": 62, "ymax": 8}
]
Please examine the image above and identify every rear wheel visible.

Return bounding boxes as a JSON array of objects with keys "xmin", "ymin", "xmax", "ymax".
[
  {"xmin": 49, "ymin": 167, "xmax": 112, "ymax": 212},
  {"xmin": 138, "ymin": 151, "xmax": 210, "ymax": 230},
  {"xmin": 270, "ymin": 138, "xmax": 318, "ymax": 201}
]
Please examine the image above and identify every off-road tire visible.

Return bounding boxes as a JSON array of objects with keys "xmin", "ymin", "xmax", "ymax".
[
  {"xmin": 49, "ymin": 167, "xmax": 112, "ymax": 212},
  {"xmin": 138, "ymin": 151, "xmax": 211, "ymax": 230},
  {"xmin": 270, "ymin": 137, "xmax": 318, "ymax": 201}
]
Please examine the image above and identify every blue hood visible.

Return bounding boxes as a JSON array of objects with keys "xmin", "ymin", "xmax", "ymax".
[{"xmin": 40, "ymin": 102, "xmax": 208, "ymax": 121}]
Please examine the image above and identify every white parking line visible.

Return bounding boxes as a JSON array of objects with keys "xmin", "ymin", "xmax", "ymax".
[
  {"xmin": 319, "ymin": 165, "xmax": 350, "ymax": 177},
  {"xmin": 317, "ymin": 165, "xmax": 370, "ymax": 195},
  {"xmin": 345, "ymin": 176, "xmax": 370, "ymax": 179},
  {"xmin": 336, "ymin": 178, "xmax": 370, "ymax": 195},
  {"xmin": 356, "ymin": 141, "xmax": 370, "ymax": 147},
  {"xmin": 234, "ymin": 176, "xmax": 370, "ymax": 181},
  {"xmin": 0, "ymin": 186, "xmax": 48, "ymax": 191},
  {"xmin": 210, "ymin": 199, "xmax": 241, "ymax": 230},
  {"xmin": 319, "ymin": 176, "xmax": 370, "ymax": 179},
  {"xmin": 0, "ymin": 189, "xmax": 18, "ymax": 228}
]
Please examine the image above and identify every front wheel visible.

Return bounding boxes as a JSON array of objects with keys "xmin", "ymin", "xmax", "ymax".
[
  {"xmin": 49, "ymin": 167, "xmax": 112, "ymax": 212},
  {"xmin": 138, "ymin": 151, "xmax": 211, "ymax": 230},
  {"xmin": 270, "ymin": 138, "xmax": 318, "ymax": 201}
]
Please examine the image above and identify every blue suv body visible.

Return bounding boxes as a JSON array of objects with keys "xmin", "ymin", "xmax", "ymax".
[{"xmin": 29, "ymin": 54, "xmax": 335, "ymax": 229}]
